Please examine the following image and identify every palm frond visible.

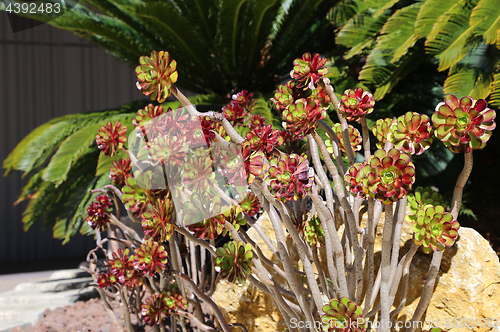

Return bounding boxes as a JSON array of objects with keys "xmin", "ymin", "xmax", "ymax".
[
  {"xmin": 415, "ymin": 0, "xmax": 460, "ymax": 39},
  {"xmin": 425, "ymin": 0, "xmax": 481, "ymax": 71},
  {"xmin": 470, "ymin": 0, "xmax": 500, "ymax": 44},
  {"xmin": 489, "ymin": 72, "xmax": 500, "ymax": 107}
]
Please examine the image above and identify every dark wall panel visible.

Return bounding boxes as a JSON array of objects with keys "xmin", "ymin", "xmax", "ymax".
[{"xmin": 0, "ymin": 13, "xmax": 145, "ymax": 264}]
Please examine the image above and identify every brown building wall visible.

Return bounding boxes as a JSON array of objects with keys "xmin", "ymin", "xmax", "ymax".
[{"xmin": 0, "ymin": 13, "xmax": 144, "ymax": 264}]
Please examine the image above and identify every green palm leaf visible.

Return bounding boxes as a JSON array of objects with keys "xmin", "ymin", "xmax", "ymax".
[
  {"xmin": 425, "ymin": 0, "xmax": 481, "ymax": 71},
  {"xmin": 415, "ymin": 0, "xmax": 460, "ymax": 39},
  {"xmin": 470, "ymin": 0, "xmax": 500, "ymax": 44},
  {"xmin": 489, "ymin": 72, "xmax": 500, "ymax": 106}
]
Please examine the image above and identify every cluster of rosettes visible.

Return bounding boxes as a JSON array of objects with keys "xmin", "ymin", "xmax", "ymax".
[
  {"xmin": 141, "ymin": 285, "xmax": 188, "ymax": 327},
  {"xmin": 339, "ymin": 87, "xmax": 375, "ymax": 122},
  {"xmin": 432, "ymin": 94, "xmax": 496, "ymax": 153},
  {"xmin": 345, "ymin": 149, "xmax": 415, "ymax": 205},
  {"xmin": 265, "ymin": 153, "xmax": 314, "ymax": 202},
  {"xmin": 136, "ymin": 51, "xmax": 178, "ymax": 103},
  {"xmin": 106, "ymin": 248, "xmax": 143, "ymax": 287},
  {"xmin": 325, "ymin": 123, "xmax": 362, "ymax": 156},
  {"xmin": 322, "ymin": 297, "xmax": 367, "ymax": 332},
  {"xmin": 215, "ymin": 241, "xmax": 253, "ymax": 284},
  {"xmin": 86, "ymin": 194, "xmax": 112, "ymax": 232},
  {"xmin": 96, "ymin": 121, "xmax": 127, "ymax": 157},
  {"xmin": 291, "ymin": 52, "xmax": 328, "ymax": 90},
  {"xmin": 407, "ymin": 204, "xmax": 460, "ymax": 254},
  {"xmin": 282, "ymin": 98, "xmax": 327, "ymax": 139}
]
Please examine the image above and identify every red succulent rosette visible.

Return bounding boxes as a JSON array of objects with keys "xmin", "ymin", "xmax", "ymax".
[
  {"xmin": 96, "ymin": 121, "xmax": 127, "ymax": 157},
  {"xmin": 282, "ymin": 98, "xmax": 326, "ymax": 139},
  {"xmin": 372, "ymin": 118, "xmax": 395, "ymax": 149},
  {"xmin": 122, "ymin": 171, "xmax": 164, "ymax": 217},
  {"xmin": 216, "ymin": 143, "xmax": 247, "ymax": 186},
  {"xmin": 86, "ymin": 194, "xmax": 112, "ymax": 232},
  {"xmin": 241, "ymin": 142, "xmax": 266, "ymax": 184},
  {"xmin": 339, "ymin": 87, "xmax": 375, "ymax": 122},
  {"xmin": 264, "ymin": 153, "xmax": 314, "ymax": 202},
  {"xmin": 291, "ymin": 52, "xmax": 328, "ymax": 90},
  {"xmin": 108, "ymin": 248, "xmax": 142, "ymax": 287},
  {"xmin": 97, "ymin": 271, "xmax": 117, "ymax": 289},
  {"xmin": 132, "ymin": 104, "xmax": 166, "ymax": 145},
  {"xmin": 245, "ymin": 124, "xmax": 284, "ymax": 159},
  {"xmin": 408, "ymin": 204, "xmax": 460, "ymax": 254},
  {"xmin": 393, "ymin": 112, "xmax": 433, "ymax": 155},
  {"xmin": 141, "ymin": 293, "xmax": 170, "ymax": 327},
  {"xmin": 133, "ymin": 238, "xmax": 168, "ymax": 275},
  {"xmin": 148, "ymin": 135, "xmax": 188, "ymax": 170},
  {"xmin": 185, "ymin": 193, "xmax": 225, "ymax": 239},
  {"xmin": 141, "ymin": 197, "xmax": 175, "ymax": 242},
  {"xmin": 182, "ymin": 149, "xmax": 215, "ymax": 193},
  {"xmin": 231, "ymin": 90, "xmax": 255, "ymax": 110},
  {"xmin": 361, "ymin": 149, "xmax": 415, "ymax": 205},
  {"xmin": 272, "ymin": 80, "xmax": 303, "ymax": 112},
  {"xmin": 222, "ymin": 102, "xmax": 248, "ymax": 126},
  {"xmin": 136, "ymin": 51, "xmax": 178, "ymax": 103},
  {"xmin": 109, "ymin": 158, "xmax": 132, "ymax": 188},
  {"xmin": 344, "ymin": 162, "xmax": 367, "ymax": 198},
  {"xmin": 162, "ymin": 107, "xmax": 192, "ymax": 138},
  {"xmin": 200, "ymin": 116, "xmax": 228, "ymax": 147},
  {"xmin": 245, "ymin": 113, "xmax": 266, "ymax": 129},
  {"xmin": 432, "ymin": 94, "xmax": 496, "ymax": 153}
]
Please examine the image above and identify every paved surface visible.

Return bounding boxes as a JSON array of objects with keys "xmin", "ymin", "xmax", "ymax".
[{"xmin": 0, "ymin": 269, "xmax": 98, "ymax": 332}]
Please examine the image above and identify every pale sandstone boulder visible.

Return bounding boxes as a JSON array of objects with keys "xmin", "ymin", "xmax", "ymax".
[{"xmin": 213, "ymin": 212, "xmax": 500, "ymax": 332}]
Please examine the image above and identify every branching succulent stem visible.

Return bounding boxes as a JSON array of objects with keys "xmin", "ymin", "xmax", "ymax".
[{"xmin": 379, "ymin": 204, "xmax": 394, "ymax": 332}]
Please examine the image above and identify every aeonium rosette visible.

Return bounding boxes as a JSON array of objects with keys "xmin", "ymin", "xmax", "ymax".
[
  {"xmin": 215, "ymin": 241, "xmax": 253, "ymax": 284},
  {"xmin": 408, "ymin": 187, "xmax": 446, "ymax": 215},
  {"xmin": 360, "ymin": 149, "xmax": 415, "ymax": 205},
  {"xmin": 86, "ymin": 194, "xmax": 112, "ymax": 232},
  {"xmin": 245, "ymin": 124, "xmax": 284, "ymax": 159},
  {"xmin": 133, "ymin": 238, "xmax": 168, "ymax": 275},
  {"xmin": 264, "ymin": 153, "xmax": 314, "ymax": 202},
  {"xmin": 325, "ymin": 123, "xmax": 362, "ymax": 156},
  {"xmin": 282, "ymin": 98, "xmax": 326, "ymax": 139},
  {"xmin": 322, "ymin": 297, "xmax": 367, "ymax": 332},
  {"xmin": 135, "ymin": 50, "xmax": 178, "ymax": 103},
  {"xmin": 109, "ymin": 158, "xmax": 132, "ymax": 188},
  {"xmin": 132, "ymin": 104, "xmax": 166, "ymax": 145},
  {"xmin": 393, "ymin": 112, "xmax": 433, "ymax": 155},
  {"xmin": 432, "ymin": 94, "xmax": 496, "ymax": 153},
  {"xmin": 141, "ymin": 197, "xmax": 175, "ymax": 242},
  {"xmin": 407, "ymin": 204, "xmax": 460, "ymax": 254},
  {"xmin": 372, "ymin": 118, "xmax": 395, "ymax": 149},
  {"xmin": 291, "ymin": 52, "xmax": 328, "ymax": 90},
  {"xmin": 344, "ymin": 162, "xmax": 367, "ymax": 198},
  {"xmin": 339, "ymin": 87, "xmax": 375, "ymax": 122},
  {"xmin": 96, "ymin": 121, "xmax": 127, "ymax": 157},
  {"xmin": 185, "ymin": 193, "xmax": 225, "ymax": 239}
]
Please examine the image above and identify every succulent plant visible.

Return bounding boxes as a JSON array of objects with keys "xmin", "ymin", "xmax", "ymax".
[
  {"xmin": 345, "ymin": 162, "xmax": 367, "ymax": 199},
  {"xmin": 423, "ymin": 328, "xmax": 447, "ymax": 332},
  {"xmin": 408, "ymin": 187, "xmax": 446, "ymax": 215},
  {"xmin": 133, "ymin": 238, "xmax": 168, "ymax": 275},
  {"xmin": 97, "ymin": 271, "xmax": 117, "ymax": 289},
  {"xmin": 325, "ymin": 123, "xmax": 362, "ymax": 156},
  {"xmin": 273, "ymin": 80, "xmax": 303, "ymax": 112},
  {"xmin": 372, "ymin": 118, "xmax": 395, "ymax": 149},
  {"xmin": 265, "ymin": 153, "xmax": 314, "ymax": 202},
  {"xmin": 182, "ymin": 149, "xmax": 216, "ymax": 193},
  {"xmin": 141, "ymin": 197, "xmax": 175, "ymax": 242},
  {"xmin": 245, "ymin": 113, "xmax": 266, "ymax": 129},
  {"xmin": 282, "ymin": 98, "xmax": 326, "ymax": 139},
  {"xmin": 200, "ymin": 116, "xmax": 228, "ymax": 146},
  {"xmin": 339, "ymin": 87, "xmax": 375, "ymax": 122},
  {"xmin": 309, "ymin": 82, "xmax": 331, "ymax": 109},
  {"xmin": 246, "ymin": 124, "xmax": 284, "ymax": 159},
  {"xmin": 291, "ymin": 52, "xmax": 328, "ymax": 90},
  {"xmin": 149, "ymin": 135, "xmax": 188, "ymax": 170},
  {"xmin": 231, "ymin": 90, "xmax": 255, "ymax": 110},
  {"xmin": 109, "ymin": 158, "xmax": 132, "ymax": 188},
  {"xmin": 239, "ymin": 192, "xmax": 261, "ymax": 217},
  {"xmin": 241, "ymin": 142, "xmax": 266, "ymax": 184},
  {"xmin": 122, "ymin": 171, "xmax": 161, "ymax": 217},
  {"xmin": 108, "ymin": 248, "xmax": 142, "ymax": 287},
  {"xmin": 185, "ymin": 193, "xmax": 225, "ymax": 239},
  {"xmin": 136, "ymin": 51, "xmax": 178, "ymax": 103},
  {"xmin": 216, "ymin": 143, "xmax": 247, "ymax": 186},
  {"xmin": 96, "ymin": 121, "xmax": 127, "ymax": 157},
  {"xmin": 408, "ymin": 204, "xmax": 460, "ymax": 254},
  {"xmin": 432, "ymin": 94, "xmax": 496, "ymax": 153},
  {"xmin": 132, "ymin": 104, "xmax": 166, "ymax": 145},
  {"xmin": 305, "ymin": 215, "xmax": 325, "ymax": 248},
  {"xmin": 222, "ymin": 205, "xmax": 246, "ymax": 235},
  {"xmin": 392, "ymin": 112, "xmax": 433, "ymax": 155},
  {"xmin": 322, "ymin": 297, "xmax": 367, "ymax": 332},
  {"xmin": 222, "ymin": 102, "xmax": 248, "ymax": 126},
  {"xmin": 163, "ymin": 283, "xmax": 188, "ymax": 312},
  {"xmin": 215, "ymin": 241, "xmax": 253, "ymax": 283},
  {"xmin": 86, "ymin": 194, "xmax": 112, "ymax": 232},
  {"xmin": 360, "ymin": 149, "xmax": 415, "ymax": 205},
  {"xmin": 141, "ymin": 293, "xmax": 170, "ymax": 327}
]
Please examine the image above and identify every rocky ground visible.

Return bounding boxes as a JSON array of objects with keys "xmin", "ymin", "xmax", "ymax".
[{"xmin": 11, "ymin": 298, "xmax": 156, "ymax": 332}]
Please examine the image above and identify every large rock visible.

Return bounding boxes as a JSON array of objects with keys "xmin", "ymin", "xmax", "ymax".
[{"xmin": 213, "ymin": 212, "xmax": 500, "ymax": 332}]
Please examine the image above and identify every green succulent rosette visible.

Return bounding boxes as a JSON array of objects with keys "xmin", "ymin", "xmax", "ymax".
[
  {"xmin": 392, "ymin": 112, "xmax": 433, "ymax": 155},
  {"xmin": 408, "ymin": 204, "xmax": 460, "ymax": 254},
  {"xmin": 133, "ymin": 238, "xmax": 168, "ymax": 275},
  {"xmin": 322, "ymin": 297, "xmax": 367, "ymax": 332},
  {"xmin": 282, "ymin": 98, "xmax": 326, "ymax": 139},
  {"xmin": 215, "ymin": 241, "xmax": 253, "ymax": 283},
  {"xmin": 372, "ymin": 118, "xmax": 395, "ymax": 149},
  {"xmin": 305, "ymin": 215, "xmax": 325, "ymax": 248},
  {"xmin": 408, "ymin": 187, "xmax": 446, "ymax": 215},
  {"xmin": 325, "ymin": 123, "xmax": 362, "ymax": 156},
  {"xmin": 432, "ymin": 94, "xmax": 496, "ymax": 153}
]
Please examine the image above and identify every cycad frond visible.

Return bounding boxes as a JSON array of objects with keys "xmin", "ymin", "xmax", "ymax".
[
  {"xmin": 415, "ymin": 0, "xmax": 459, "ymax": 39},
  {"xmin": 470, "ymin": 0, "xmax": 500, "ymax": 44}
]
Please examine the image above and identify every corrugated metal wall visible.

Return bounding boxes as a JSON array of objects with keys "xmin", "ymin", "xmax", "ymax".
[{"xmin": 0, "ymin": 13, "xmax": 145, "ymax": 263}]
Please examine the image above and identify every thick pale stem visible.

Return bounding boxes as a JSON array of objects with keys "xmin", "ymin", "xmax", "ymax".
[
  {"xmin": 389, "ymin": 197, "xmax": 407, "ymax": 287},
  {"xmin": 363, "ymin": 197, "xmax": 376, "ymax": 311},
  {"xmin": 308, "ymin": 134, "xmax": 334, "ymax": 214},
  {"xmin": 360, "ymin": 116, "xmax": 371, "ymax": 161},
  {"xmin": 317, "ymin": 119, "xmax": 347, "ymax": 177},
  {"xmin": 379, "ymin": 204, "xmax": 394, "ymax": 332}
]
